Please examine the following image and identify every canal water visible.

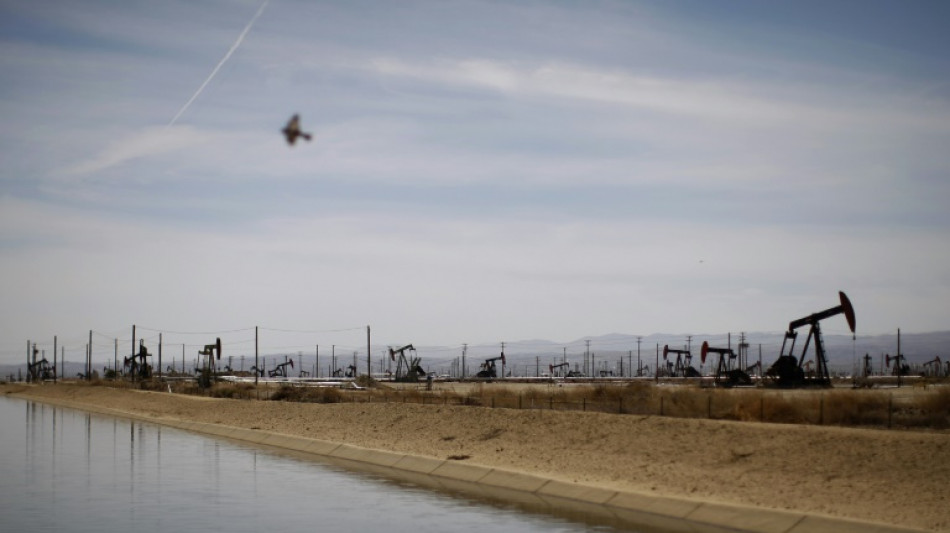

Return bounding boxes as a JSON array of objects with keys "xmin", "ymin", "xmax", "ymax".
[{"xmin": 0, "ymin": 397, "xmax": 639, "ymax": 532}]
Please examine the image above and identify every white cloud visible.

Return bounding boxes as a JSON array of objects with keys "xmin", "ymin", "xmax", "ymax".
[
  {"xmin": 61, "ymin": 126, "xmax": 215, "ymax": 177},
  {"xmin": 360, "ymin": 55, "xmax": 950, "ymax": 197},
  {"xmin": 370, "ymin": 57, "xmax": 824, "ymax": 124}
]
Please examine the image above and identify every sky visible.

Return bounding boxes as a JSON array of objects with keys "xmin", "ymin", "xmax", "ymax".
[{"xmin": 2, "ymin": 0, "xmax": 949, "ymax": 364}]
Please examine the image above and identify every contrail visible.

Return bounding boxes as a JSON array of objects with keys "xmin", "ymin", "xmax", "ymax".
[{"xmin": 168, "ymin": 0, "xmax": 269, "ymax": 127}]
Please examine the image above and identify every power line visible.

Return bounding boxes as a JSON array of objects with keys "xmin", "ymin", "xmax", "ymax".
[
  {"xmin": 258, "ymin": 326, "xmax": 365, "ymax": 334},
  {"xmin": 136, "ymin": 326, "xmax": 257, "ymax": 335}
]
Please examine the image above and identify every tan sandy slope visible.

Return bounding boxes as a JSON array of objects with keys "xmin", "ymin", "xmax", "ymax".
[{"xmin": 4, "ymin": 383, "xmax": 948, "ymax": 531}]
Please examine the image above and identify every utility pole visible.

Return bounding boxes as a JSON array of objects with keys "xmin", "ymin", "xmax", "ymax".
[
  {"xmin": 254, "ymin": 326, "xmax": 259, "ymax": 386},
  {"xmin": 462, "ymin": 343, "xmax": 467, "ymax": 379},
  {"xmin": 53, "ymin": 336, "xmax": 57, "ymax": 383},
  {"xmin": 738, "ymin": 332, "xmax": 746, "ymax": 370},
  {"xmin": 585, "ymin": 340, "xmax": 591, "ymax": 376},
  {"xmin": 131, "ymin": 324, "xmax": 136, "ymax": 376},
  {"xmin": 637, "ymin": 336, "xmax": 642, "ymax": 377},
  {"xmin": 367, "ymin": 325, "xmax": 371, "ymax": 379},
  {"xmin": 500, "ymin": 341, "xmax": 506, "ymax": 379},
  {"xmin": 131, "ymin": 325, "xmax": 138, "ymax": 383},
  {"xmin": 315, "ymin": 345, "xmax": 319, "ymax": 378},
  {"xmin": 897, "ymin": 328, "xmax": 902, "ymax": 388},
  {"xmin": 158, "ymin": 333, "xmax": 163, "ymax": 381}
]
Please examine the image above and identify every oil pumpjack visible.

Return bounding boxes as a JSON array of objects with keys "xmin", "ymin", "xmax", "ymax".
[
  {"xmin": 198, "ymin": 337, "xmax": 222, "ymax": 375},
  {"xmin": 268, "ymin": 359, "xmax": 294, "ymax": 378},
  {"xmin": 766, "ymin": 291, "xmax": 856, "ymax": 387},
  {"xmin": 853, "ymin": 353, "xmax": 875, "ymax": 388},
  {"xmin": 922, "ymin": 357, "xmax": 943, "ymax": 378},
  {"xmin": 389, "ymin": 344, "xmax": 425, "ymax": 382},
  {"xmin": 886, "ymin": 353, "xmax": 909, "ymax": 377},
  {"xmin": 477, "ymin": 353, "xmax": 506, "ymax": 379},
  {"xmin": 662, "ymin": 345, "xmax": 700, "ymax": 377},
  {"xmin": 124, "ymin": 340, "xmax": 153, "ymax": 381},
  {"xmin": 27, "ymin": 345, "xmax": 56, "ymax": 382},
  {"xmin": 28, "ymin": 357, "xmax": 56, "ymax": 382},
  {"xmin": 701, "ymin": 341, "xmax": 752, "ymax": 387}
]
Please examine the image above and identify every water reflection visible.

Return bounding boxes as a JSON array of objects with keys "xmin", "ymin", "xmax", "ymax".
[{"xmin": 1, "ymin": 397, "xmax": 642, "ymax": 533}]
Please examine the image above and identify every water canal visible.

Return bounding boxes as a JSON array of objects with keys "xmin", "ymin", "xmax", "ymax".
[{"xmin": 0, "ymin": 397, "xmax": 640, "ymax": 532}]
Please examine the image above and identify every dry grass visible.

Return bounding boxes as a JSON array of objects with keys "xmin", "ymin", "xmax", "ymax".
[
  {"xmin": 367, "ymin": 381, "xmax": 950, "ymax": 430},
  {"xmin": 66, "ymin": 377, "xmax": 950, "ymax": 430},
  {"xmin": 270, "ymin": 385, "xmax": 344, "ymax": 403},
  {"xmin": 897, "ymin": 386, "xmax": 950, "ymax": 429},
  {"xmin": 209, "ymin": 382, "xmax": 255, "ymax": 399}
]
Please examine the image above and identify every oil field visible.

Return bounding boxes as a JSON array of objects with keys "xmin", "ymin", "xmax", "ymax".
[
  {"xmin": 6, "ymin": 292, "xmax": 950, "ymax": 532},
  {"xmin": 6, "ymin": 291, "xmax": 950, "ymax": 531},
  {"xmin": 4, "ymin": 1, "xmax": 950, "ymax": 532},
  {"xmin": 12, "ymin": 291, "xmax": 949, "ymax": 432}
]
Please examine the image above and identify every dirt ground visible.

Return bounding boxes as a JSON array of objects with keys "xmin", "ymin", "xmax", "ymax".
[{"xmin": 4, "ymin": 382, "xmax": 949, "ymax": 531}]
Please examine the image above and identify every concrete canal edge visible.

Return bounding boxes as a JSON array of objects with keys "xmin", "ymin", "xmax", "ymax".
[{"xmin": 12, "ymin": 394, "xmax": 925, "ymax": 533}]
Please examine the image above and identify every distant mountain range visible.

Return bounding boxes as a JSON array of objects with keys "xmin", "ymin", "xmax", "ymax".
[{"xmin": 5, "ymin": 330, "xmax": 947, "ymax": 380}]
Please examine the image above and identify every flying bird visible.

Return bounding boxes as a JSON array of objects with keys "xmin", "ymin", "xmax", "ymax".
[{"xmin": 282, "ymin": 114, "xmax": 312, "ymax": 146}]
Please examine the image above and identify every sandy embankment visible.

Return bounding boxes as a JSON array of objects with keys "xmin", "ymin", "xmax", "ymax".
[{"xmin": 3, "ymin": 383, "xmax": 948, "ymax": 532}]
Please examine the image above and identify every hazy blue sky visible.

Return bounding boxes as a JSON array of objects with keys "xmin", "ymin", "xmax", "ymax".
[{"xmin": 2, "ymin": 0, "xmax": 948, "ymax": 363}]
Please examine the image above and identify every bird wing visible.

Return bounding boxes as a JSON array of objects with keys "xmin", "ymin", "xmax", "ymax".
[
  {"xmin": 286, "ymin": 114, "xmax": 300, "ymax": 130},
  {"xmin": 282, "ymin": 115, "xmax": 300, "ymax": 144}
]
